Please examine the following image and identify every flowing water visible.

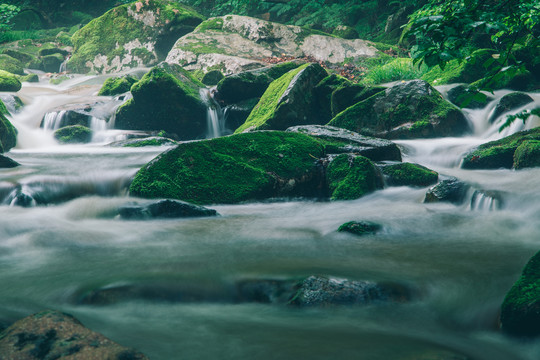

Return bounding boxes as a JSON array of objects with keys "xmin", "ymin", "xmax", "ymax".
[{"xmin": 0, "ymin": 75, "xmax": 540, "ymax": 360}]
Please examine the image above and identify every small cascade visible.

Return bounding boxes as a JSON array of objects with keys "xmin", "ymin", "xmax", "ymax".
[
  {"xmin": 41, "ymin": 110, "xmax": 67, "ymax": 131},
  {"xmin": 199, "ymin": 88, "xmax": 226, "ymax": 139},
  {"xmin": 59, "ymin": 56, "xmax": 70, "ymax": 73},
  {"xmin": 468, "ymin": 190, "xmax": 502, "ymax": 211}
]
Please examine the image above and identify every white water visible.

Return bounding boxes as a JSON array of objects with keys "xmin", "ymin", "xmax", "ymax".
[
  {"xmin": 200, "ymin": 87, "xmax": 226, "ymax": 138},
  {"xmin": 0, "ymin": 77, "xmax": 540, "ymax": 359}
]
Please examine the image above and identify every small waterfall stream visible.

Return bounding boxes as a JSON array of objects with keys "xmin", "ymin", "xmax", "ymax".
[
  {"xmin": 0, "ymin": 76, "xmax": 540, "ymax": 360},
  {"xmin": 199, "ymin": 87, "xmax": 226, "ymax": 138}
]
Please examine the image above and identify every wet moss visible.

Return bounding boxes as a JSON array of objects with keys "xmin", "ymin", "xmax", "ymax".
[
  {"xmin": 0, "ymin": 70, "xmax": 22, "ymax": 91},
  {"xmin": 54, "ymin": 125, "xmax": 92, "ymax": 144},
  {"xmin": 381, "ymin": 162, "xmax": 438, "ymax": 187},
  {"xmin": 98, "ymin": 75, "xmax": 139, "ymax": 96},
  {"xmin": 513, "ymin": 140, "xmax": 540, "ymax": 169},
  {"xmin": 326, "ymin": 154, "xmax": 383, "ymax": 200},
  {"xmin": 196, "ymin": 17, "xmax": 224, "ymax": 32}
]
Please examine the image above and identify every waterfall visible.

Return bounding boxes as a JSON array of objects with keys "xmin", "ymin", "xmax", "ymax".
[
  {"xmin": 59, "ymin": 56, "xmax": 70, "ymax": 73},
  {"xmin": 468, "ymin": 190, "xmax": 501, "ymax": 211},
  {"xmin": 41, "ymin": 110, "xmax": 67, "ymax": 130},
  {"xmin": 199, "ymin": 88, "xmax": 225, "ymax": 139}
]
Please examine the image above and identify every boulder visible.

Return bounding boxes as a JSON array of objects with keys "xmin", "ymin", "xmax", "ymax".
[
  {"xmin": 223, "ymin": 98, "xmax": 259, "ymax": 132},
  {"xmin": 326, "ymin": 154, "xmax": 383, "ymax": 200},
  {"xmin": 0, "ymin": 155, "xmax": 20, "ymax": 168},
  {"xmin": 380, "ymin": 162, "xmax": 438, "ymax": 187},
  {"xmin": 286, "ymin": 125, "xmax": 402, "ymax": 162},
  {"xmin": 462, "ymin": 128, "xmax": 540, "ymax": 170},
  {"xmin": 447, "ymin": 84, "xmax": 492, "ymax": 109},
  {"xmin": 338, "ymin": 221, "xmax": 382, "ymax": 236},
  {"xmin": 312, "ymin": 74, "xmax": 352, "ymax": 122},
  {"xmin": 201, "ymin": 69, "xmax": 224, "ymax": 86},
  {"xmin": 129, "ymin": 131, "xmax": 327, "ymax": 204},
  {"xmin": 424, "ymin": 177, "xmax": 470, "ymax": 204},
  {"xmin": 488, "ymin": 92, "xmax": 534, "ymax": 124},
  {"xmin": 331, "ymin": 82, "xmax": 385, "ymax": 117},
  {"xmin": 119, "ymin": 199, "xmax": 219, "ymax": 219},
  {"xmin": 216, "ymin": 61, "xmax": 302, "ymax": 104},
  {"xmin": 288, "ymin": 276, "xmax": 411, "ymax": 307},
  {"xmin": 328, "ymin": 80, "xmax": 470, "ymax": 139},
  {"xmin": 166, "ymin": 15, "xmax": 379, "ymax": 74},
  {"xmin": 68, "ymin": 0, "xmax": 205, "ymax": 73},
  {"xmin": 234, "ymin": 63, "xmax": 329, "ymax": 133},
  {"xmin": 114, "ymin": 62, "xmax": 207, "ymax": 140},
  {"xmin": 0, "ymin": 108, "xmax": 17, "ymax": 153},
  {"xmin": 113, "ymin": 136, "xmax": 178, "ymax": 147},
  {"xmin": 0, "ymin": 310, "xmax": 149, "ymax": 359},
  {"xmin": 1, "ymin": 49, "xmax": 34, "ymax": 65},
  {"xmin": 98, "ymin": 74, "xmax": 139, "ymax": 96},
  {"xmin": 41, "ymin": 53, "xmax": 65, "ymax": 73},
  {"xmin": 513, "ymin": 140, "xmax": 540, "ymax": 169},
  {"xmin": 54, "ymin": 125, "xmax": 93, "ymax": 144},
  {"xmin": 500, "ymin": 250, "xmax": 540, "ymax": 336},
  {"xmin": 0, "ymin": 70, "xmax": 22, "ymax": 92},
  {"xmin": 0, "ymin": 54, "xmax": 25, "ymax": 75}
]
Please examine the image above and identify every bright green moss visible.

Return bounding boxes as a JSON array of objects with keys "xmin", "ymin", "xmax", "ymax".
[
  {"xmin": 196, "ymin": 17, "xmax": 224, "ymax": 32},
  {"xmin": 235, "ymin": 64, "xmax": 309, "ymax": 133},
  {"xmin": 98, "ymin": 75, "xmax": 139, "ymax": 96},
  {"xmin": 0, "ymin": 99, "xmax": 8, "ymax": 116},
  {"xmin": 0, "ymin": 70, "xmax": 22, "ymax": 91},
  {"xmin": 513, "ymin": 140, "xmax": 540, "ymax": 169},
  {"xmin": 54, "ymin": 125, "xmax": 92, "ymax": 144},
  {"xmin": 0, "ymin": 54, "xmax": 24, "ymax": 75},
  {"xmin": 326, "ymin": 154, "xmax": 383, "ymax": 200},
  {"xmin": 381, "ymin": 162, "xmax": 438, "ymax": 187}
]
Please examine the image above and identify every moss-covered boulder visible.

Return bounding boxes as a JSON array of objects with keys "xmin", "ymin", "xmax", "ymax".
[
  {"xmin": 501, "ymin": 250, "xmax": 540, "ymax": 336},
  {"xmin": 311, "ymin": 74, "xmax": 352, "ymax": 123},
  {"xmin": 0, "ymin": 70, "xmax": 22, "ymax": 92},
  {"xmin": 113, "ymin": 136, "xmax": 178, "ymax": 148},
  {"xmin": 488, "ymin": 92, "xmax": 534, "ymax": 124},
  {"xmin": 129, "ymin": 131, "xmax": 327, "ymax": 204},
  {"xmin": 424, "ymin": 178, "xmax": 470, "ymax": 204},
  {"xmin": 201, "ymin": 69, "xmax": 224, "ymax": 86},
  {"xmin": 1, "ymin": 49, "xmax": 34, "ymax": 65},
  {"xmin": 286, "ymin": 125, "xmax": 401, "ymax": 162},
  {"xmin": 447, "ymin": 84, "xmax": 492, "ymax": 109},
  {"xmin": 54, "ymin": 125, "xmax": 93, "ymax": 144},
  {"xmin": 328, "ymin": 80, "xmax": 470, "ymax": 139},
  {"xmin": 462, "ymin": 128, "xmax": 540, "ymax": 170},
  {"xmin": 166, "ymin": 14, "xmax": 379, "ymax": 74},
  {"xmin": 68, "ymin": 0, "xmax": 205, "ymax": 74},
  {"xmin": 98, "ymin": 75, "xmax": 139, "ymax": 96},
  {"xmin": 216, "ymin": 61, "xmax": 302, "ymax": 104},
  {"xmin": 115, "ymin": 62, "xmax": 207, "ymax": 140},
  {"xmin": 338, "ymin": 221, "xmax": 381, "ymax": 236},
  {"xmin": 0, "ymin": 54, "xmax": 25, "ymax": 76},
  {"xmin": 42, "ymin": 53, "xmax": 66, "ymax": 73},
  {"xmin": 326, "ymin": 154, "xmax": 383, "ymax": 200},
  {"xmin": 234, "ymin": 63, "xmax": 329, "ymax": 133},
  {"xmin": 0, "ymin": 310, "xmax": 149, "ymax": 359},
  {"xmin": 513, "ymin": 140, "xmax": 540, "ymax": 170},
  {"xmin": 381, "ymin": 162, "xmax": 438, "ymax": 187},
  {"xmin": 0, "ymin": 105, "xmax": 17, "ymax": 153},
  {"xmin": 331, "ymin": 82, "xmax": 385, "ymax": 117}
]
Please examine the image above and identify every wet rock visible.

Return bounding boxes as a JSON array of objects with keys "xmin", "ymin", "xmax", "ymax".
[
  {"xmin": 54, "ymin": 125, "xmax": 92, "ymax": 144},
  {"xmin": 287, "ymin": 125, "xmax": 402, "ymax": 162},
  {"xmin": 223, "ymin": 98, "xmax": 259, "ymax": 132},
  {"xmin": 39, "ymin": 101, "xmax": 113, "ymax": 130},
  {"xmin": 0, "ymin": 94, "xmax": 24, "ymax": 114},
  {"xmin": 488, "ymin": 92, "xmax": 534, "ymax": 124},
  {"xmin": 288, "ymin": 275, "xmax": 411, "ymax": 307},
  {"xmin": 424, "ymin": 178, "xmax": 470, "ymax": 204},
  {"xmin": 338, "ymin": 221, "xmax": 381, "ymax": 236},
  {"xmin": 0, "ymin": 155, "xmax": 20, "ymax": 168},
  {"xmin": 119, "ymin": 199, "xmax": 219, "ymax": 219},
  {"xmin": 326, "ymin": 154, "xmax": 384, "ymax": 200},
  {"xmin": 469, "ymin": 189, "xmax": 503, "ymax": 211},
  {"xmin": 112, "ymin": 136, "xmax": 178, "ymax": 148},
  {"xmin": 500, "ymin": 250, "xmax": 540, "ymax": 336},
  {"xmin": 114, "ymin": 62, "xmax": 207, "ymax": 140},
  {"xmin": 328, "ymin": 80, "xmax": 470, "ymax": 139},
  {"xmin": 68, "ymin": 0, "xmax": 204, "ymax": 73},
  {"xmin": 235, "ymin": 63, "xmax": 329, "ymax": 133},
  {"xmin": 0, "ymin": 104, "xmax": 17, "ymax": 153},
  {"xmin": 447, "ymin": 84, "xmax": 492, "ymax": 109},
  {"xmin": 0, "ymin": 310, "xmax": 149, "ymax": 359},
  {"xmin": 0, "ymin": 54, "xmax": 25, "ymax": 75},
  {"xmin": 236, "ymin": 279, "xmax": 298, "ymax": 304},
  {"xmin": 513, "ymin": 140, "xmax": 540, "ymax": 169},
  {"xmin": 201, "ymin": 69, "xmax": 224, "ymax": 86},
  {"xmin": 41, "ymin": 53, "xmax": 65, "ymax": 73},
  {"xmin": 380, "ymin": 162, "xmax": 438, "ymax": 187}
]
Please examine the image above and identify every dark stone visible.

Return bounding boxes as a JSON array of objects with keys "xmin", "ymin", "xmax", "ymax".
[
  {"xmin": 424, "ymin": 177, "xmax": 470, "ymax": 204},
  {"xmin": 447, "ymin": 84, "xmax": 492, "ymax": 109},
  {"xmin": 331, "ymin": 82, "xmax": 385, "ymax": 117},
  {"xmin": 41, "ymin": 53, "xmax": 65, "ymax": 73},
  {"xmin": 236, "ymin": 279, "xmax": 298, "ymax": 304},
  {"xmin": 488, "ymin": 92, "xmax": 534, "ymax": 124},
  {"xmin": 0, "ymin": 155, "xmax": 20, "ymax": 168},
  {"xmin": 201, "ymin": 70, "xmax": 224, "ymax": 86},
  {"xmin": 223, "ymin": 98, "xmax": 259, "ymax": 132},
  {"xmin": 338, "ymin": 221, "xmax": 381, "ymax": 236},
  {"xmin": 38, "ymin": 48, "xmax": 70, "ymax": 57},
  {"xmin": 287, "ymin": 125, "xmax": 402, "ymax": 162},
  {"xmin": 118, "ymin": 199, "xmax": 219, "ymax": 219}
]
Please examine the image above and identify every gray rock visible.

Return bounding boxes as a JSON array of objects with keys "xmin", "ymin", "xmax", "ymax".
[
  {"xmin": 119, "ymin": 199, "xmax": 219, "ymax": 219},
  {"xmin": 489, "ymin": 92, "xmax": 534, "ymax": 124},
  {"xmin": 424, "ymin": 177, "xmax": 470, "ymax": 204}
]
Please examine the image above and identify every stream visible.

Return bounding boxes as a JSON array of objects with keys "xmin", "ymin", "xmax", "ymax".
[{"xmin": 0, "ymin": 74, "xmax": 539, "ymax": 359}]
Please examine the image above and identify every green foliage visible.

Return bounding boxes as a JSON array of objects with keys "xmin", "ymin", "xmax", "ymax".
[
  {"xmin": 362, "ymin": 58, "xmax": 429, "ymax": 85},
  {"xmin": 0, "ymin": 3, "xmax": 20, "ymax": 34}
]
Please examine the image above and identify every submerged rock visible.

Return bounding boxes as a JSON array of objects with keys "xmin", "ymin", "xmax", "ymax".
[
  {"xmin": 234, "ymin": 63, "xmax": 329, "ymax": 133},
  {"xmin": 338, "ymin": 221, "xmax": 382, "ymax": 236},
  {"xmin": 326, "ymin": 154, "xmax": 384, "ymax": 200},
  {"xmin": 114, "ymin": 62, "xmax": 207, "ymax": 140},
  {"xmin": 0, "ymin": 310, "xmax": 149, "ymax": 359},
  {"xmin": 54, "ymin": 125, "xmax": 93, "ymax": 144},
  {"xmin": 68, "ymin": 0, "xmax": 204, "ymax": 73},
  {"xmin": 501, "ymin": 250, "xmax": 540, "ymax": 337},
  {"xmin": 328, "ymin": 80, "xmax": 470, "ymax": 139},
  {"xmin": 380, "ymin": 162, "xmax": 438, "ymax": 187},
  {"xmin": 424, "ymin": 177, "xmax": 470, "ymax": 204},
  {"xmin": 119, "ymin": 199, "xmax": 219, "ymax": 219}
]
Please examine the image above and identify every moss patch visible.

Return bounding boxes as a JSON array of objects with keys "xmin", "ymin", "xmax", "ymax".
[
  {"xmin": 0, "ymin": 70, "xmax": 22, "ymax": 91},
  {"xmin": 326, "ymin": 154, "xmax": 383, "ymax": 200},
  {"xmin": 54, "ymin": 125, "xmax": 92, "ymax": 144},
  {"xmin": 381, "ymin": 162, "xmax": 438, "ymax": 187},
  {"xmin": 0, "ymin": 111, "xmax": 17, "ymax": 153},
  {"xmin": 513, "ymin": 140, "xmax": 540, "ymax": 170},
  {"xmin": 338, "ymin": 221, "xmax": 381, "ymax": 236},
  {"xmin": 0, "ymin": 54, "xmax": 25, "ymax": 75},
  {"xmin": 98, "ymin": 75, "xmax": 139, "ymax": 96}
]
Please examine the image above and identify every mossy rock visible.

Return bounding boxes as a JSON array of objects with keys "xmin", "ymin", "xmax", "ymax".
[
  {"xmin": 0, "ymin": 110, "xmax": 18, "ymax": 153},
  {"xmin": 447, "ymin": 85, "xmax": 492, "ymax": 109},
  {"xmin": 98, "ymin": 75, "xmax": 139, "ymax": 96},
  {"xmin": 471, "ymin": 68, "xmax": 538, "ymax": 92},
  {"xmin": 68, "ymin": 0, "xmax": 205, "ymax": 73},
  {"xmin": 338, "ymin": 221, "xmax": 381, "ymax": 236},
  {"xmin": 0, "ymin": 54, "xmax": 25, "ymax": 76},
  {"xmin": 501, "ymin": 250, "xmax": 540, "ymax": 336},
  {"xmin": 54, "ymin": 125, "xmax": 92, "ymax": 144},
  {"xmin": 326, "ymin": 154, "xmax": 383, "ymax": 200},
  {"xmin": 42, "ymin": 53, "xmax": 66, "ymax": 73},
  {"xmin": 488, "ymin": 92, "xmax": 534, "ymax": 124},
  {"xmin": 513, "ymin": 140, "xmax": 540, "ymax": 170},
  {"xmin": 1, "ymin": 49, "xmax": 34, "ymax": 65},
  {"xmin": 331, "ymin": 82, "xmax": 385, "ymax": 117},
  {"xmin": 312, "ymin": 74, "xmax": 352, "ymax": 123},
  {"xmin": 0, "ymin": 70, "xmax": 22, "ymax": 92},
  {"xmin": 424, "ymin": 178, "xmax": 470, "ymax": 204},
  {"xmin": 462, "ymin": 128, "xmax": 540, "ymax": 169},
  {"xmin": 201, "ymin": 69, "xmax": 224, "ymax": 86},
  {"xmin": 381, "ymin": 162, "xmax": 438, "ymax": 187},
  {"xmin": 17, "ymin": 73, "xmax": 39, "ymax": 83},
  {"xmin": 216, "ymin": 61, "xmax": 302, "ymax": 104},
  {"xmin": 129, "ymin": 131, "xmax": 327, "ymax": 204},
  {"xmin": 235, "ymin": 63, "xmax": 329, "ymax": 133},
  {"xmin": 117, "ymin": 136, "xmax": 178, "ymax": 147},
  {"xmin": 328, "ymin": 80, "xmax": 470, "ymax": 139},
  {"xmin": 38, "ymin": 48, "xmax": 70, "ymax": 57},
  {"xmin": 114, "ymin": 62, "xmax": 207, "ymax": 140}
]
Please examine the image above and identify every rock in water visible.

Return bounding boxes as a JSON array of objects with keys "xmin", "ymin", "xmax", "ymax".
[
  {"xmin": 488, "ymin": 92, "xmax": 534, "ymax": 124},
  {"xmin": 68, "ymin": 0, "xmax": 204, "ymax": 73},
  {"xmin": 328, "ymin": 80, "xmax": 470, "ymax": 139},
  {"xmin": 338, "ymin": 221, "xmax": 382, "ymax": 236},
  {"xmin": 380, "ymin": 162, "xmax": 439, "ymax": 187},
  {"xmin": 424, "ymin": 178, "xmax": 470, "ymax": 204},
  {"xmin": 0, "ymin": 310, "xmax": 149, "ymax": 359},
  {"xmin": 0, "ymin": 101, "xmax": 17, "ymax": 153},
  {"xmin": 326, "ymin": 154, "xmax": 383, "ymax": 200},
  {"xmin": 119, "ymin": 199, "xmax": 219, "ymax": 219},
  {"xmin": 0, "ymin": 70, "xmax": 22, "ymax": 92}
]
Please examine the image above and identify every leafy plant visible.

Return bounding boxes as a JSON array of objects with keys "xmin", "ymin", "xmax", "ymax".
[{"xmin": 0, "ymin": 3, "xmax": 20, "ymax": 33}]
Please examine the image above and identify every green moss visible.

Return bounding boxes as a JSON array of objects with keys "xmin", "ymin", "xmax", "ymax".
[
  {"xmin": 196, "ymin": 17, "xmax": 224, "ymax": 32},
  {"xmin": 201, "ymin": 69, "xmax": 224, "ymax": 86},
  {"xmin": 0, "ymin": 112, "xmax": 17, "ymax": 152},
  {"xmin": 98, "ymin": 75, "xmax": 139, "ymax": 96},
  {"xmin": 513, "ymin": 140, "xmax": 540, "ymax": 169},
  {"xmin": 49, "ymin": 75, "xmax": 71, "ymax": 85},
  {"xmin": 331, "ymin": 83, "xmax": 384, "ymax": 117},
  {"xmin": 17, "ymin": 73, "xmax": 39, "ymax": 83},
  {"xmin": 0, "ymin": 54, "xmax": 25, "ymax": 75},
  {"xmin": 326, "ymin": 154, "xmax": 383, "ymax": 200},
  {"xmin": 129, "ymin": 131, "xmax": 325, "ymax": 204},
  {"xmin": 381, "ymin": 162, "xmax": 438, "ymax": 187},
  {"xmin": 235, "ymin": 64, "xmax": 309, "ymax": 133},
  {"xmin": 0, "ymin": 99, "xmax": 8, "ymax": 116},
  {"xmin": 0, "ymin": 70, "xmax": 22, "ymax": 91},
  {"xmin": 54, "ymin": 125, "xmax": 92, "ymax": 144},
  {"xmin": 122, "ymin": 137, "xmax": 177, "ymax": 147}
]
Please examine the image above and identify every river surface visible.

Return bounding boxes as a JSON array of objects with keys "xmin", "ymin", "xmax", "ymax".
[{"xmin": 0, "ymin": 74, "xmax": 539, "ymax": 359}]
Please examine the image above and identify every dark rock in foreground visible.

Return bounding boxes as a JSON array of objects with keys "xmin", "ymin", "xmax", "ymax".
[
  {"xmin": 119, "ymin": 199, "xmax": 219, "ymax": 219},
  {"xmin": 0, "ymin": 310, "xmax": 148, "ymax": 359},
  {"xmin": 501, "ymin": 250, "xmax": 540, "ymax": 337},
  {"xmin": 0, "ymin": 155, "xmax": 20, "ymax": 168}
]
